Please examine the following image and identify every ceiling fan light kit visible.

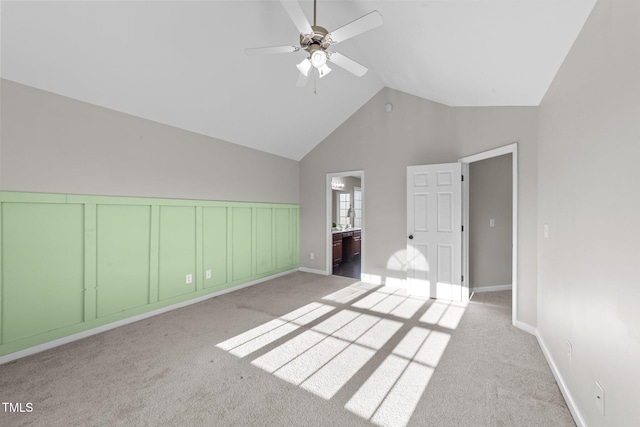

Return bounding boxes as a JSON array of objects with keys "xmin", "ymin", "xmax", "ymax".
[
  {"xmin": 318, "ymin": 64, "xmax": 331, "ymax": 78},
  {"xmin": 310, "ymin": 48, "xmax": 327, "ymax": 68},
  {"xmin": 296, "ymin": 58, "xmax": 312, "ymax": 76},
  {"xmin": 308, "ymin": 46, "xmax": 331, "ymax": 78},
  {"xmin": 245, "ymin": 0, "xmax": 383, "ymax": 86}
]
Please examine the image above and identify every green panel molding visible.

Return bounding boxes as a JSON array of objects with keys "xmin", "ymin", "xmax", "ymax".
[
  {"xmin": 158, "ymin": 206, "xmax": 197, "ymax": 301},
  {"xmin": 256, "ymin": 208, "xmax": 273, "ymax": 275},
  {"xmin": 276, "ymin": 208, "xmax": 293, "ymax": 269},
  {"xmin": 83, "ymin": 203, "xmax": 98, "ymax": 322},
  {"xmin": 96, "ymin": 204, "xmax": 151, "ymax": 317},
  {"xmin": 202, "ymin": 207, "xmax": 228, "ymax": 288},
  {"xmin": 232, "ymin": 207, "xmax": 253, "ymax": 281},
  {"xmin": 0, "ymin": 191, "xmax": 299, "ymax": 358},
  {"xmin": 1, "ymin": 202, "xmax": 85, "ymax": 344}
]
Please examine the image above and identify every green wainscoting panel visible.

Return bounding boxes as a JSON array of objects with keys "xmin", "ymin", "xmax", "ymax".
[
  {"xmin": 96, "ymin": 205, "xmax": 151, "ymax": 317},
  {"xmin": 202, "ymin": 207, "xmax": 228, "ymax": 288},
  {"xmin": 275, "ymin": 208, "xmax": 293, "ymax": 269},
  {"xmin": 83, "ymin": 204, "xmax": 97, "ymax": 322},
  {"xmin": 292, "ymin": 208, "xmax": 300, "ymax": 266},
  {"xmin": 149, "ymin": 206, "xmax": 160, "ymax": 304},
  {"xmin": 1, "ymin": 202, "xmax": 84, "ymax": 344},
  {"xmin": 232, "ymin": 207, "xmax": 253, "ymax": 281},
  {"xmin": 256, "ymin": 208, "xmax": 273, "ymax": 275},
  {"xmin": 0, "ymin": 192, "xmax": 298, "ymax": 358},
  {"xmin": 158, "ymin": 206, "xmax": 197, "ymax": 301}
]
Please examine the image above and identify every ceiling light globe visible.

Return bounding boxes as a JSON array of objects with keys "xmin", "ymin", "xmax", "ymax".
[
  {"xmin": 318, "ymin": 64, "xmax": 332, "ymax": 78},
  {"xmin": 310, "ymin": 50, "xmax": 327, "ymax": 68},
  {"xmin": 296, "ymin": 58, "xmax": 312, "ymax": 76}
]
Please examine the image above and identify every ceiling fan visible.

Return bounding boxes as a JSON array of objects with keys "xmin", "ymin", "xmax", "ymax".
[{"xmin": 245, "ymin": 0, "xmax": 383, "ymax": 86}]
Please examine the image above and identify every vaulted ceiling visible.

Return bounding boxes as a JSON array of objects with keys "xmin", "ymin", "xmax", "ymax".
[{"xmin": 1, "ymin": 0, "xmax": 596, "ymax": 160}]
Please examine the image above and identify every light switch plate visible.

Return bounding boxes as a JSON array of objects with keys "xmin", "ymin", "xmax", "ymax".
[
  {"xmin": 544, "ymin": 224, "xmax": 549, "ymax": 239},
  {"xmin": 490, "ymin": 219, "xmax": 495, "ymax": 227},
  {"xmin": 205, "ymin": 270, "xmax": 212, "ymax": 279}
]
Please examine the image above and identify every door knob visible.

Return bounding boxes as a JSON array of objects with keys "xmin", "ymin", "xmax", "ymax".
[{"xmin": 408, "ymin": 234, "xmax": 414, "ymax": 240}]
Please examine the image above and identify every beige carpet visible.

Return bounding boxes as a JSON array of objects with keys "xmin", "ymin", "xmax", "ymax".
[{"xmin": 0, "ymin": 272, "xmax": 574, "ymax": 426}]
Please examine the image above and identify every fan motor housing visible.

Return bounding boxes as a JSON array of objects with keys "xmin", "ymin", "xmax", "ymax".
[{"xmin": 300, "ymin": 26, "xmax": 331, "ymax": 51}]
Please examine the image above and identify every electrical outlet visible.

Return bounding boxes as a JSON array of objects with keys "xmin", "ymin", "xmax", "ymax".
[
  {"xmin": 595, "ymin": 381, "xmax": 605, "ymax": 415},
  {"xmin": 490, "ymin": 219, "xmax": 495, "ymax": 227},
  {"xmin": 186, "ymin": 274, "xmax": 193, "ymax": 284},
  {"xmin": 310, "ymin": 252, "xmax": 315, "ymax": 260},
  {"xmin": 567, "ymin": 340, "xmax": 572, "ymax": 364},
  {"xmin": 205, "ymin": 269, "xmax": 212, "ymax": 279}
]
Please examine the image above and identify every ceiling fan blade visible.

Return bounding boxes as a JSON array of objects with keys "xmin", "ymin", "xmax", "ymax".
[
  {"xmin": 296, "ymin": 71, "xmax": 310, "ymax": 87},
  {"xmin": 326, "ymin": 10, "xmax": 383, "ymax": 44},
  {"xmin": 280, "ymin": 0, "xmax": 313, "ymax": 35},
  {"xmin": 328, "ymin": 51, "xmax": 368, "ymax": 77},
  {"xmin": 245, "ymin": 45, "xmax": 300, "ymax": 56}
]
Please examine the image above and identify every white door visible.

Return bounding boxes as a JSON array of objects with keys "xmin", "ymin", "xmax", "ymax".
[{"xmin": 407, "ymin": 163, "xmax": 464, "ymax": 301}]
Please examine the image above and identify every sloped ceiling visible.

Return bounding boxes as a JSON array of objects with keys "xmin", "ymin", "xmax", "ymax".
[{"xmin": 0, "ymin": 0, "xmax": 596, "ymax": 160}]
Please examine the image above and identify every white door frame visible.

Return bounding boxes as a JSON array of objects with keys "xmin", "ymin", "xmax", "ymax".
[
  {"xmin": 326, "ymin": 171, "xmax": 365, "ymax": 277},
  {"xmin": 458, "ymin": 143, "xmax": 518, "ymax": 326}
]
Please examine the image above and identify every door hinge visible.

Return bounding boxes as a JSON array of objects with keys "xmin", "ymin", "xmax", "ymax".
[
  {"xmin": 462, "ymin": 175, "xmax": 464, "ymax": 182},
  {"xmin": 462, "ymin": 225, "xmax": 464, "ymax": 232},
  {"xmin": 462, "ymin": 275, "xmax": 464, "ymax": 282}
]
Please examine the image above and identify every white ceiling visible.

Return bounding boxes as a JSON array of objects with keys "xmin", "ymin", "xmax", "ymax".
[{"xmin": 0, "ymin": 0, "xmax": 596, "ymax": 160}]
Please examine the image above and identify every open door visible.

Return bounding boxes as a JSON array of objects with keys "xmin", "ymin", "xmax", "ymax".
[{"xmin": 407, "ymin": 163, "xmax": 465, "ymax": 301}]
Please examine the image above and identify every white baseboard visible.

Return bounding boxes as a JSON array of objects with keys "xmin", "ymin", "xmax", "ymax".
[
  {"xmin": 514, "ymin": 320, "xmax": 537, "ymax": 336},
  {"xmin": 0, "ymin": 269, "xmax": 297, "ymax": 365},
  {"xmin": 298, "ymin": 267, "xmax": 329, "ymax": 276},
  {"xmin": 536, "ymin": 332, "xmax": 586, "ymax": 427},
  {"xmin": 510, "ymin": 321, "xmax": 585, "ymax": 427},
  {"xmin": 471, "ymin": 284, "xmax": 513, "ymax": 292}
]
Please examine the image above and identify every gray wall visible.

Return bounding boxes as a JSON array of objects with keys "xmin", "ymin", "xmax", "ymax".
[
  {"xmin": 450, "ymin": 106, "xmax": 539, "ymax": 325},
  {"xmin": 0, "ymin": 79, "xmax": 299, "ymax": 204},
  {"xmin": 469, "ymin": 154, "xmax": 512, "ymax": 289},
  {"xmin": 300, "ymin": 88, "xmax": 452, "ymax": 284},
  {"xmin": 537, "ymin": 0, "xmax": 640, "ymax": 425},
  {"xmin": 299, "ymin": 87, "xmax": 539, "ymax": 326}
]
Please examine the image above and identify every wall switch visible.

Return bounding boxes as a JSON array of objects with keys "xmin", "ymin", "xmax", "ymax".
[
  {"xmin": 310, "ymin": 252, "xmax": 315, "ymax": 260},
  {"xmin": 205, "ymin": 269, "xmax": 212, "ymax": 279},
  {"xmin": 186, "ymin": 274, "xmax": 193, "ymax": 284},
  {"xmin": 544, "ymin": 224, "xmax": 549, "ymax": 239},
  {"xmin": 490, "ymin": 219, "xmax": 495, "ymax": 227},
  {"xmin": 595, "ymin": 381, "xmax": 605, "ymax": 415},
  {"xmin": 567, "ymin": 340, "xmax": 572, "ymax": 364}
]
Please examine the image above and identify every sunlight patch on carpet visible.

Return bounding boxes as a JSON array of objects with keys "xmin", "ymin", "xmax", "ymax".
[
  {"xmin": 216, "ymin": 282, "xmax": 466, "ymax": 427},
  {"xmin": 322, "ymin": 282, "xmax": 378, "ymax": 304},
  {"xmin": 346, "ymin": 326, "xmax": 448, "ymax": 426},
  {"xmin": 216, "ymin": 302, "xmax": 334, "ymax": 357},
  {"xmin": 420, "ymin": 300, "xmax": 467, "ymax": 330}
]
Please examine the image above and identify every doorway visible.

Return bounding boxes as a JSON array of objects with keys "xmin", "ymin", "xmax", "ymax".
[
  {"xmin": 468, "ymin": 154, "xmax": 513, "ymax": 294},
  {"xmin": 326, "ymin": 171, "xmax": 364, "ymax": 280},
  {"xmin": 459, "ymin": 143, "xmax": 518, "ymax": 326}
]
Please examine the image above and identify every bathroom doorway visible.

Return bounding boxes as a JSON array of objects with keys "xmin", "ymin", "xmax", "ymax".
[{"xmin": 326, "ymin": 171, "xmax": 364, "ymax": 280}]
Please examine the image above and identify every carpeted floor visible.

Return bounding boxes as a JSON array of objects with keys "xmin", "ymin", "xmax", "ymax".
[{"xmin": 0, "ymin": 272, "xmax": 574, "ymax": 426}]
